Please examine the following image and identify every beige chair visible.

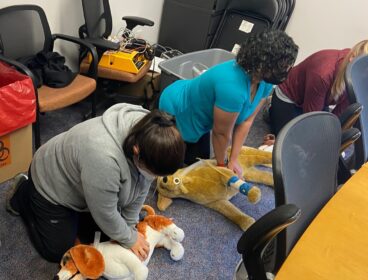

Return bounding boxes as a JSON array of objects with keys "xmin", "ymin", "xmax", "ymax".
[{"xmin": 0, "ymin": 5, "xmax": 98, "ymax": 149}]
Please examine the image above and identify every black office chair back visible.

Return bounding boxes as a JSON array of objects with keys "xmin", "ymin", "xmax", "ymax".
[
  {"xmin": 227, "ymin": 0, "xmax": 279, "ymax": 22},
  {"xmin": 0, "ymin": 5, "xmax": 52, "ymax": 60},
  {"xmin": 272, "ymin": 0, "xmax": 286, "ymax": 29},
  {"xmin": 272, "ymin": 112, "xmax": 341, "ymax": 270},
  {"xmin": 279, "ymin": 0, "xmax": 296, "ymax": 30},
  {"xmin": 236, "ymin": 204, "xmax": 301, "ymax": 280},
  {"xmin": 211, "ymin": 0, "xmax": 279, "ymax": 51},
  {"xmin": 345, "ymin": 54, "xmax": 368, "ymax": 168},
  {"xmin": 81, "ymin": 0, "xmax": 112, "ymax": 39}
]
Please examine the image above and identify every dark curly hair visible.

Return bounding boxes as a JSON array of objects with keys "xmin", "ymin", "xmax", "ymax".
[{"xmin": 236, "ymin": 30, "xmax": 298, "ymax": 79}]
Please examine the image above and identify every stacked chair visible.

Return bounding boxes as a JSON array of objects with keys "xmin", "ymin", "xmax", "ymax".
[
  {"xmin": 210, "ymin": 0, "xmax": 296, "ymax": 51},
  {"xmin": 275, "ymin": 0, "xmax": 295, "ymax": 30}
]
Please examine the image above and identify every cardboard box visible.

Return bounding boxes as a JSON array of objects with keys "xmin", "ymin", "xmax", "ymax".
[
  {"xmin": 114, "ymin": 71, "xmax": 161, "ymax": 108},
  {"xmin": 0, "ymin": 124, "xmax": 32, "ymax": 183}
]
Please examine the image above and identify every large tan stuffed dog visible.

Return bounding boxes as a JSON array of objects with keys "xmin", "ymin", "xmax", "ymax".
[{"xmin": 157, "ymin": 146, "xmax": 273, "ymax": 231}]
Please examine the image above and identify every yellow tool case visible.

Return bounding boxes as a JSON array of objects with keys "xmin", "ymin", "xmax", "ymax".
[{"xmin": 88, "ymin": 50, "xmax": 148, "ymax": 74}]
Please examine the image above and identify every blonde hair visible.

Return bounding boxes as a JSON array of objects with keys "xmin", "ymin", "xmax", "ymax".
[{"xmin": 331, "ymin": 40, "xmax": 368, "ymax": 101}]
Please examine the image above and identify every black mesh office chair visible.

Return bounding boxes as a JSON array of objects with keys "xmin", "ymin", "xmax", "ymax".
[
  {"xmin": 78, "ymin": 0, "xmax": 155, "ymax": 114},
  {"xmin": 210, "ymin": 0, "xmax": 279, "ymax": 51},
  {"xmin": 234, "ymin": 204, "xmax": 301, "ymax": 280},
  {"xmin": 345, "ymin": 54, "xmax": 368, "ymax": 169},
  {"xmin": 0, "ymin": 5, "xmax": 98, "ymax": 149},
  {"xmin": 269, "ymin": 112, "xmax": 341, "ymax": 272}
]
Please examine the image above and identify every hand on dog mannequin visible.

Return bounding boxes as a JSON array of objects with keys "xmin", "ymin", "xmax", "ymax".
[
  {"xmin": 156, "ymin": 146, "xmax": 274, "ymax": 231},
  {"xmin": 263, "ymin": 134, "xmax": 275, "ymax": 145},
  {"xmin": 130, "ymin": 232, "xmax": 150, "ymax": 261},
  {"xmin": 54, "ymin": 205, "xmax": 185, "ymax": 280},
  {"xmin": 227, "ymin": 159, "xmax": 243, "ymax": 178},
  {"xmin": 259, "ymin": 134, "xmax": 275, "ymax": 152}
]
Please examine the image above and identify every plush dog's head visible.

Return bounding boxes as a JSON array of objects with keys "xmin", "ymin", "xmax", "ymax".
[
  {"xmin": 54, "ymin": 245, "xmax": 104, "ymax": 280},
  {"xmin": 157, "ymin": 175, "xmax": 189, "ymax": 197}
]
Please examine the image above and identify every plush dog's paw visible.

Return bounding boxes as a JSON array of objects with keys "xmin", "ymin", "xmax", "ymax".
[
  {"xmin": 239, "ymin": 216, "xmax": 255, "ymax": 231},
  {"xmin": 170, "ymin": 243, "xmax": 185, "ymax": 261},
  {"xmin": 157, "ymin": 194, "xmax": 173, "ymax": 211}
]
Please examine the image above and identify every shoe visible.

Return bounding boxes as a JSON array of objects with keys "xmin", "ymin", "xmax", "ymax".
[{"xmin": 5, "ymin": 173, "xmax": 28, "ymax": 216}]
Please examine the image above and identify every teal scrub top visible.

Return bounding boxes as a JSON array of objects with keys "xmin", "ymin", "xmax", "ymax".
[{"xmin": 159, "ymin": 59, "xmax": 273, "ymax": 143}]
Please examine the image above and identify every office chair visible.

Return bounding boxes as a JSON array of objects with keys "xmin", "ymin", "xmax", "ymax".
[
  {"xmin": 269, "ymin": 112, "xmax": 341, "ymax": 272},
  {"xmin": 345, "ymin": 54, "xmax": 368, "ymax": 169},
  {"xmin": 337, "ymin": 103, "xmax": 363, "ymax": 184},
  {"xmin": 234, "ymin": 204, "xmax": 301, "ymax": 280},
  {"xmin": 0, "ymin": 5, "xmax": 98, "ymax": 149},
  {"xmin": 279, "ymin": 0, "xmax": 296, "ymax": 30},
  {"xmin": 272, "ymin": 0, "xmax": 287, "ymax": 29},
  {"xmin": 339, "ymin": 102, "xmax": 363, "ymax": 131},
  {"xmin": 235, "ymin": 112, "xmax": 344, "ymax": 279},
  {"xmin": 210, "ymin": 0, "xmax": 279, "ymax": 51},
  {"xmin": 78, "ymin": 0, "xmax": 155, "ymax": 115}
]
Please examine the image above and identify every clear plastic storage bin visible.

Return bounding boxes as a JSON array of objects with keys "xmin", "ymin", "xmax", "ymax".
[{"xmin": 158, "ymin": 48, "xmax": 235, "ymax": 92}]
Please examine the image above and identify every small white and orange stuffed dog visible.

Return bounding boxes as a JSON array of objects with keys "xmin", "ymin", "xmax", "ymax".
[{"xmin": 54, "ymin": 205, "xmax": 185, "ymax": 280}]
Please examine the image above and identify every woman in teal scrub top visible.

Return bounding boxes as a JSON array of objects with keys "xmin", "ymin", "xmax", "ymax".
[{"xmin": 159, "ymin": 30, "xmax": 298, "ymax": 177}]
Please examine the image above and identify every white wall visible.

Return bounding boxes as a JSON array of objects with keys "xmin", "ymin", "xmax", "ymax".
[
  {"xmin": 0, "ymin": 0, "xmax": 164, "ymax": 68},
  {"xmin": 109, "ymin": 0, "xmax": 164, "ymax": 43},
  {"xmin": 0, "ymin": 0, "xmax": 366, "ymax": 64},
  {"xmin": 0, "ymin": 0, "xmax": 163, "ymax": 42},
  {"xmin": 285, "ymin": 0, "xmax": 367, "ymax": 63}
]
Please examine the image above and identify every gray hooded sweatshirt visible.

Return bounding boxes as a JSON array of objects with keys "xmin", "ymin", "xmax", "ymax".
[{"xmin": 31, "ymin": 103, "xmax": 151, "ymax": 248}]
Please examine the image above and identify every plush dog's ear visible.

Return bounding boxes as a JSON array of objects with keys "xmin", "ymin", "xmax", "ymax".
[
  {"xmin": 55, "ymin": 251, "xmax": 79, "ymax": 280},
  {"xmin": 70, "ymin": 245, "xmax": 105, "ymax": 279}
]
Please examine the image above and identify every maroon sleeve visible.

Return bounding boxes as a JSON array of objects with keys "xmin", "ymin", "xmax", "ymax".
[
  {"xmin": 332, "ymin": 92, "xmax": 350, "ymax": 116},
  {"xmin": 302, "ymin": 73, "xmax": 330, "ymax": 113}
]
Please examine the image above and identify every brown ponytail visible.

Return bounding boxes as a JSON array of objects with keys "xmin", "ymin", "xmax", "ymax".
[{"xmin": 123, "ymin": 110, "xmax": 185, "ymax": 176}]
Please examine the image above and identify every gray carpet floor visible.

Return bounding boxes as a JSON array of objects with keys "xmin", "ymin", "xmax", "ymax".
[{"xmin": 0, "ymin": 98, "xmax": 274, "ymax": 280}]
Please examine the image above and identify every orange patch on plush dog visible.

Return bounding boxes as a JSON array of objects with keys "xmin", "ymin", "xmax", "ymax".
[{"xmin": 137, "ymin": 205, "xmax": 174, "ymax": 239}]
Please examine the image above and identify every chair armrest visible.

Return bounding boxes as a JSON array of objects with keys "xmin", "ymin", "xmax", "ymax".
[
  {"xmin": 338, "ymin": 102, "xmax": 363, "ymax": 131},
  {"xmin": 238, "ymin": 204, "xmax": 301, "ymax": 254},
  {"xmin": 52, "ymin": 33, "xmax": 98, "ymax": 79},
  {"xmin": 340, "ymin": 128, "xmax": 361, "ymax": 154},
  {"xmin": 122, "ymin": 16, "xmax": 154, "ymax": 31},
  {"xmin": 0, "ymin": 54, "xmax": 38, "ymax": 99},
  {"xmin": 237, "ymin": 204, "xmax": 300, "ymax": 280}
]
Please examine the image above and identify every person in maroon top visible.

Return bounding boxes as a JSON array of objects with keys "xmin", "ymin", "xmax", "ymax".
[{"xmin": 267, "ymin": 40, "xmax": 368, "ymax": 138}]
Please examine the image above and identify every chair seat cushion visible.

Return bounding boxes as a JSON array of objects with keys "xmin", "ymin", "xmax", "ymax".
[
  {"xmin": 80, "ymin": 58, "xmax": 151, "ymax": 83},
  {"xmin": 38, "ymin": 74, "xmax": 96, "ymax": 112}
]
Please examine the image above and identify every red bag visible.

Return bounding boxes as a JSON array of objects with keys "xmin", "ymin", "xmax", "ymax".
[{"xmin": 0, "ymin": 62, "xmax": 36, "ymax": 136}]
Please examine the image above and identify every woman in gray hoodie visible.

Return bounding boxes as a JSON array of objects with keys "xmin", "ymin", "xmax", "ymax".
[{"xmin": 6, "ymin": 103, "xmax": 185, "ymax": 263}]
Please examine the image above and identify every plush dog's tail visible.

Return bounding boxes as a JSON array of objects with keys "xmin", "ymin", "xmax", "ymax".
[{"xmin": 142, "ymin": 204, "xmax": 156, "ymax": 216}]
